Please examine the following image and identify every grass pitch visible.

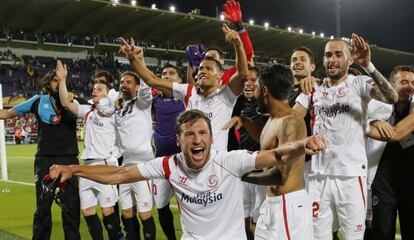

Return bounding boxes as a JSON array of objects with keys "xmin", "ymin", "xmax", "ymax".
[
  {"xmin": 0, "ymin": 143, "xmax": 182, "ymax": 240},
  {"xmin": 0, "ymin": 143, "xmax": 402, "ymax": 240}
]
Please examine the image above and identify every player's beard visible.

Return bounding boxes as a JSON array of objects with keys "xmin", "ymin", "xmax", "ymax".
[
  {"xmin": 293, "ymin": 73, "xmax": 308, "ymax": 81},
  {"xmin": 256, "ymin": 93, "xmax": 268, "ymax": 114},
  {"xmin": 325, "ymin": 64, "xmax": 347, "ymax": 81}
]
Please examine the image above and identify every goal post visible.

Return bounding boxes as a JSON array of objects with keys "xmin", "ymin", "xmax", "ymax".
[{"xmin": 0, "ymin": 84, "xmax": 8, "ymax": 181}]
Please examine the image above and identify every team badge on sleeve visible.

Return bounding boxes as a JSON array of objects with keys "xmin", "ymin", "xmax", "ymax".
[{"xmin": 366, "ymin": 79, "xmax": 378, "ymax": 88}]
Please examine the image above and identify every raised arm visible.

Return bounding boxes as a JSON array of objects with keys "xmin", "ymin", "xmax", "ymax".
[
  {"xmin": 222, "ymin": 0, "xmax": 254, "ymax": 63},
  {"xmin": 120, "ymin": 38, "xmax": 173, "ymax": 95},
  {"xmin": 186, "ymin": 63, "xmax": 195, "ymax": 86},
  {"xmin": 49, "ymin": 164, "xmax": 146, "ymax": 185},
  {"xmin": 136, "ymin": 81, "xmax": 153, "ymax": 109},
  {"xmin": 56, "ymin": 60, "xmax": 79, "ymax": 115},
  {"xmin": 185, "ymin": 44, "xmax": 206, "ymax": 85},
  {"xmin": 351, "ymin": 33, "xmax": 398, "ymax": 104},
  {"xmin": 222, "ymin": 24, "xmax": 248, "ymax": 96}
]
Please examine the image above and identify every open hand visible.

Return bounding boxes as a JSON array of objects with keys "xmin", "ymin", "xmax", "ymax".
[
  {"xmin": 351, "ymin": 33, "xmax": 371, "ymax": 68},
  {"xmin": 222, "ymin": 0, "xmax": 242, "ymax": 24},
  {"xmin": 222, "ymin": 116, "xmax": 244, "ymax": 130}
]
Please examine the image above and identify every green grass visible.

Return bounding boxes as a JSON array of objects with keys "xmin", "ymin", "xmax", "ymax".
[
  {"xmin": 0, "ymin": 144, "xmax": 402, "ymax": 240},
  {"xmin": 0, "ymin": 143, "xmax": 182, "ymax": 240}
]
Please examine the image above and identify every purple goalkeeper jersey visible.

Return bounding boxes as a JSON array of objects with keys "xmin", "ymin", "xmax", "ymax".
[{"xmin": 152, "ymin": 95, "xmax": 185, "ymax": 157}]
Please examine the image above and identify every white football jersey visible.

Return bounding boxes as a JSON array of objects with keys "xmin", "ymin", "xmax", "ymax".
[
  {"xmin": 138, "ymin": 150, "xmax": 257, "ymax": 239},
  {"xmin": 173, "ymin": 83, "xmax": 238, "ymax": 151},
  {"xmin": 77, "ymin": 104, "xmax": 119, "ymax": 160},
  {"xmin": 365, "ymin": 100, "xmax": 392, "ymax": 188},
  {"xmin": 296, "ymin": 75, "xmax": 376, "ymax": 176},
  {"xmin": 114, "ymin": 81, "xmax": 154, "ymax": 163}
]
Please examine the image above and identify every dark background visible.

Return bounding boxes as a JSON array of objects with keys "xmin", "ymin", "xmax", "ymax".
[{"xmin": 135, "ymin": 0, "xmax": 413, "ymax": 53}]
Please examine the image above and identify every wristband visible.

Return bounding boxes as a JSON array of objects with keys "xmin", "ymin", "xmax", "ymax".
[
  {"xmin": 232, "ymin": 22, "xmax": 245, "ymax": 32},
  {"xmin": 363, "ymin": 62, "xmax": 376, "ymax": 74}
]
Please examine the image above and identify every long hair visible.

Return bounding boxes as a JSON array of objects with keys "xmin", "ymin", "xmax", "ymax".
[{"xmin": 38, "ymin": 70, "xmax": 57, "ymax": 94}]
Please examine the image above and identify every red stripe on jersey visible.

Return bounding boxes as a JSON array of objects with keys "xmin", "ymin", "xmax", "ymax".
[
  {"xmin": 282, "ymin": 194, "xmax": 292, "ymax": 240},
  {"xmin": 83, "ymin": 110, "xmax": 93, "ymax": 125},
  {"xmin": 184, "ymin": 85, "xmax": 194, "ymax": 107},
  {"xmin": 163, "ymin": 155, "xmax": 179, "ymax": 214},
  {"xmin": 162, "ymin": 155, "xmax": 172, "ymax": 180},
  {"xmin": 358, "ymin": 176, "xmax": 366, "ymax": 208},
  {"xmin": 173, "ymin": 156, "xmax": 178, "ymax": 166},
  {"xmin": 145, "ymin": 180, "xmax": 152, "ymax": 194},
  {"xmin": 234, "ymin": 128, "xmax": 241, "ymax": 145},
  {"xmin": 310, "ymin": 90, "xmax": 316, "ymax": 129}
]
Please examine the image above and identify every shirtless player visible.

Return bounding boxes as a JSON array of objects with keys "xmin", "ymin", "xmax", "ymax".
[{"xmin": 223, "ymin": 64, "xmax": 316, "ymax": 239}]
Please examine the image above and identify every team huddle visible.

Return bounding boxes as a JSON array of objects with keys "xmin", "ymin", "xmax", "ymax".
[{"xmin": 1, "ymin": 0, "xmax": 413, "ymax": 240}]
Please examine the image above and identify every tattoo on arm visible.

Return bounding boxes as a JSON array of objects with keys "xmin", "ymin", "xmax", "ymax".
[{"xmin": 369, "ymin": 69, "xmax": 398, "ymax": 104}]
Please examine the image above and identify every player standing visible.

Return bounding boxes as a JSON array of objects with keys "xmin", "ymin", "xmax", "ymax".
[
  {"xmin": 56, "ymin": 61, "xmax": 123, "ymax": 240},
  {"xmin": 49, "ymin": 109, "xmax": 326, "ymax": 239}
]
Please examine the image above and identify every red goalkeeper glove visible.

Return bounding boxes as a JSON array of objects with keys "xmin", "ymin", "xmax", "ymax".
[{"xmin": 223, "ymin": 0, "xmax": 242, "ymax": 24}]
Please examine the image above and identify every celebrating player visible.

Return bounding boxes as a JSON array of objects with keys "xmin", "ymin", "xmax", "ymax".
[
  {"xmin": 294, "ymin": 33, "xmax": 398, "ymax": 239},
  {"xmin": 367, "ymin": 65, "xmax": 414, "ymax": 239},
  {"xmin": 224, "ymin": 64, "xmax": 315, "ymax": 239},
  {"xmin": 119, "ymin": 23, "xmax": 248, "ymax": 151},
  {"xmin": 0, "ymin": 60, "xmax": 81, "ymax": 240},
  {"xmin": 115, "ymin": 71, "xmax": 156, "ymax": 240},
  {"xmin": 49, "ymin": 109, "xmax": 325, "ymax": 239},
  {"xmin": 55, "ymin": 61, "xmax": 123, "ymax": 240}
]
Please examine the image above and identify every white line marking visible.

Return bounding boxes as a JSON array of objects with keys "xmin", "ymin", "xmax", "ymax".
[
  {"xmin": 2, "ymin": 179, "xmax": 180, "ymax": 209},
  {"xmin": 8, "ymin": 156, "xmax": 33, "ymax": 159},
  {"xmin": 0, "ymin": 179, "xmax": 35, "ymax": 186}
]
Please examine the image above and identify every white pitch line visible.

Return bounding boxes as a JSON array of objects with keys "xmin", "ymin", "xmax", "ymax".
[
  {"xmin": 0, "ymin": 179, "xmax": 35, "ymax": 186},
  {"xmin": 1, "ymin": 180, "xmax": 179, "ymax": 208},
  {"xmin": 8, "ymin": 156, "xmax": 33, "ymax": 159}
]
